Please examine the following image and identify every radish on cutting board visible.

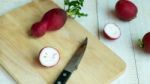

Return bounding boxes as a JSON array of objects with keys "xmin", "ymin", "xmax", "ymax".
[
  {"xmin": 39, "ymin": 47, "xmax": 60, "ymax": 67},
  {"xmin": 103, "ymin": 23, "xmax": 121, "ymax": 40},
  {"xmin": 41, "ymin": 8, "xmax": 67, "ymax": 31},
  {"xmin": 31, "ymin": 8, "xmax": 67, "ymax": 37},
  {"xmin": 31, "ymin": 22, "xmax": 47, "ymax": 37},
  {"xmin": 30, "ymin": 0, "xmax": 88, "ymax": 38}
]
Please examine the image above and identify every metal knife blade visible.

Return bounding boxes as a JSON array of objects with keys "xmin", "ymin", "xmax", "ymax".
[
  {"xmin": 54, "ymin": 37, "xmax": 88, "ymax": 84},
  {"xmin": 64, "ymin": 37, "xmax": 88, "ymax": 72}
]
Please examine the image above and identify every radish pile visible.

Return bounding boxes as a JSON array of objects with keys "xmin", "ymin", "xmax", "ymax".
[
  {"xmin": 39, "ymin": 47, "xmax": 60, "ymax": 67},
  {"xmin": 31, "ymin": 8, "xmax": 67, "ymax": 37},
  {"xmin": 103, "ymin": 23, "xmax": 121, "ymax": 40}
]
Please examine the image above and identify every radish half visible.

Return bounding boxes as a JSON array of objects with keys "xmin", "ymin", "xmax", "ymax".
[
  {"xmin": 103, "ymin": 23, "xmax": 121, "ymax": 40},
  {"xmin": 39, "ymin": 47, "xmax": 60, "ymax": 67}
]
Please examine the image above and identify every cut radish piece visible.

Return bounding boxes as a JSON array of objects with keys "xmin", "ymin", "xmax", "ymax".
[
  {"xmin": 103, "ymin": 23, "xmax": 121, "ymax": 40},
  {"xmin": 39, "ymin": 47, "xmax": 60, "ymax": 67}
]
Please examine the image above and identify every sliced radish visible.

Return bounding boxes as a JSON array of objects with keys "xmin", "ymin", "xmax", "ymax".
[
  {"xmin": 103, "ymin": 23, "xmax": 121, "ymax": 40},
  {"xmin": 39, "ymin": 47, "xmax": 60, "ymax": 67}
]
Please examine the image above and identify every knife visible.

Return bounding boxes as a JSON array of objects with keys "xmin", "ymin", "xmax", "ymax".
[{"xmin": 54, "ymin": 37, "xmax": 88, "ymax": 84}]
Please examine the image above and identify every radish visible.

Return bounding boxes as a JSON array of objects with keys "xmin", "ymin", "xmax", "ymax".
[
  {"xmin": 103, "ymin": 23, "xmax": 121, "ymax": 40},
  {"xmin": 139, "ymin": 32, "xmax": 150, "ymax": 53},
  {"xmin": 39, "ymin": 47, "xmax": 60, "ymax": 67},
  {"xmin": 42, "ymin": 8, "xmax": 67, "ymax": 31},
  {"xmin": 31, "ymin": 22, "xmax": 47, "ymax": 37},
  {"xmin": 31, "ymin": 8, "xmax": 67, "ymax": 38},
  {"xmin": 115, "ymin": 0, "xmax": 138, "ymax": 21}
]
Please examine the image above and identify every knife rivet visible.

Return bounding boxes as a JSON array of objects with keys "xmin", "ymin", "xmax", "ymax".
[{"xmin": 63, "ymin": 73, "xmax": 67, "ymax": 77}]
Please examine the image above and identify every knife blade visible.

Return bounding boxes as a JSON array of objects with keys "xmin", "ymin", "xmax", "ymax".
[{"xmin": 54, "ymin": 37, "xmax": 88, "ymax": 84}]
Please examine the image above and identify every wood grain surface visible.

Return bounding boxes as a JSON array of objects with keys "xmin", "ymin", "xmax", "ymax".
[{"xmin": 0, "ymin": 0, "xmax": 125, "ymax": 84}]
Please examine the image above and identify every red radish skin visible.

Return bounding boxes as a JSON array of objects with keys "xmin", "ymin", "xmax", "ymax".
[
  {"xmin": 142, "ymin": 32, "xmax": 150, "ymax": 53},
  {"xmin": 42, "ymin": 8, "xmax": 67, "ymax": 31},
  {"xmin": 103, "ymin": 23, "xmax": 121, "ymax": 40},
  {"xmin": 31, "ymin": 8, "xmax": 67, "ymax": 38},
  {"xmin": 39, "ymin": 47, "xmax": 60, "ymax": 67},
  {"xmin": 103, "ymin": 31, "xmax": 118, "ymax": 40},
  {"xmin": 115, "ymin": 0, "xmax": 138, "ymax": 21},
  {"xmin": 31, "ymin": 22, "xmax": 47, "ymax": 37}
]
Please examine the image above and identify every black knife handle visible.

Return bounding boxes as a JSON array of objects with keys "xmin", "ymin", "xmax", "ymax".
[{"xmin": 54, "ymin": 70, "xmax": 71, "ymax": 84}]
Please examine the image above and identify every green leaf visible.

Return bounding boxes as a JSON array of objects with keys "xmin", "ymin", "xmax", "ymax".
[
  {"xmin": 64, "ymin": 0, "xmax": 88, "ymax": 18},
  {"xmin": 64, "ymin": 0, "xmax": 70, "ymax": 5},
  {"xmin": 79, "ymin": 0, "xmax": 84, "ymax": 6},
  {"xmin": 138, "ymin": 39, "xmax": 144, "ymax": 48}
]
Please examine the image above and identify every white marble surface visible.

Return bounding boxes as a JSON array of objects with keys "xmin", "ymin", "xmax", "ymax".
[{"xmin": 0, "ymin": 0, "xmax": 150, "ymax": 84}]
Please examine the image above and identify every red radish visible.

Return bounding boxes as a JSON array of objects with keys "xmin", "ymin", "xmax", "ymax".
[
  {"xmin": 115, "ymin": 0, "xmax": 138, "ymax": 21},
  {"xmin": 31, "ymin": 8, "xmax": 67, "ymax": 38},
  {"xmin": 31, "ymin": 22, "xmax": 47, "ymax": 37},
  {"xmin": 41, "ymin": 8, "xmax": 67, "ymax": 31},
  {"xmin": 139, "ymin": 32, "xmax": 150, "ymax": 53},
  {"xmin": 103, "ymin": 23, "xmax": 121, "ymax": 40},
  {"xmin": 39, "ymin": 47, "xmax": 60, "ymax": 67}
]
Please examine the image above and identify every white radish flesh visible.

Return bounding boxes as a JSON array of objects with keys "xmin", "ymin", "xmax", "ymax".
[
  {"xmin": 103, "ymin": 23, "xmax": 121, "ymax": 40},
  {"xmin": 39, "ymin": 47, "xmax": 60, "ymax": 67}
]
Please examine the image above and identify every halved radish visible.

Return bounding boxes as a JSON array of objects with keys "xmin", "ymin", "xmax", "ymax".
[
  {"xmin": 39, "ymin": 47, "xmax": 60, "ymax": 67},
  {"xmin": 103, "ymin": 23, "xmax": 121, "ymax": 40}
]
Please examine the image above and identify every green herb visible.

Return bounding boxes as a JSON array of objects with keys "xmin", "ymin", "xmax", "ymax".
[
  {"xmin": 138, "ymin": 39, "xmax": 144, "ymax": 48},
  {"xmin": 64, "ymin": 0, "xmax": 88, "ymax": 18}
]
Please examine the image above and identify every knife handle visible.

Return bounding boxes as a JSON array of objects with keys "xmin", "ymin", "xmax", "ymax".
[{"xmin": 54, "ymin": 70, "xmax": 71, "ymax": 84}]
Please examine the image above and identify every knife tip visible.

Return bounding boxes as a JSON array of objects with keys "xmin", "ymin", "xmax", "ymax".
[
  {"xmin": 85, "ymin": 37, "xmax": 88, "ymax": 41},
  {"xmin": 83, "ymin": 37, "xmax": 88, "ymax": 45}
]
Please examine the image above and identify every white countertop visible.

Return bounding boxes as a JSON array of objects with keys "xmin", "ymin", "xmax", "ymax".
[{"xmin": 0, "ymin": 0, "xmax": 150, "ymax": 84}]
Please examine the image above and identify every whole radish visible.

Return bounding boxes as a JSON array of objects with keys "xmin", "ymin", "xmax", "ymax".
[
  {"xmin": 31, "ymin": 8, "xmax": 67, "ymax": 37},
  {"xmin": 140, "ymin": 32, "xmax": 150, "ymax": 53},
  {"xmin": 31, "ymin": 22, "xmax": 47, "ymax": 37},
  {"xmin": 41, "ymin": 8, "xmax": 67, "ymax": 31},
  {"xmin": 30, "ymin": 1, "xmax": 87, "ymax": 38},
  {"xmin": 115, "ymin": 0, "xmax": 138, "ymax": 21}
]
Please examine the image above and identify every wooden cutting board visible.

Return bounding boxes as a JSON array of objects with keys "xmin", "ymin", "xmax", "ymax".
[{"xmin": 0, "ymin": 0, "xmax": 126, "ymax": 84}]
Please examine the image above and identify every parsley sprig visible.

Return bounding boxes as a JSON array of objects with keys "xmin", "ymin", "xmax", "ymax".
[{"xmin": 64, "ymin": 0, "xmax": 88, "ymax": 18}]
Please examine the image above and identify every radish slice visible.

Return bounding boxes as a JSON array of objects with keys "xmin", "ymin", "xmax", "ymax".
[
  {"xmin": 103, "ymin": 23, "xmax": 121, "ymax": 40},
  {"xmin": 39, "ymin": 47, "xmax": 60, "ymax": 67}
]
